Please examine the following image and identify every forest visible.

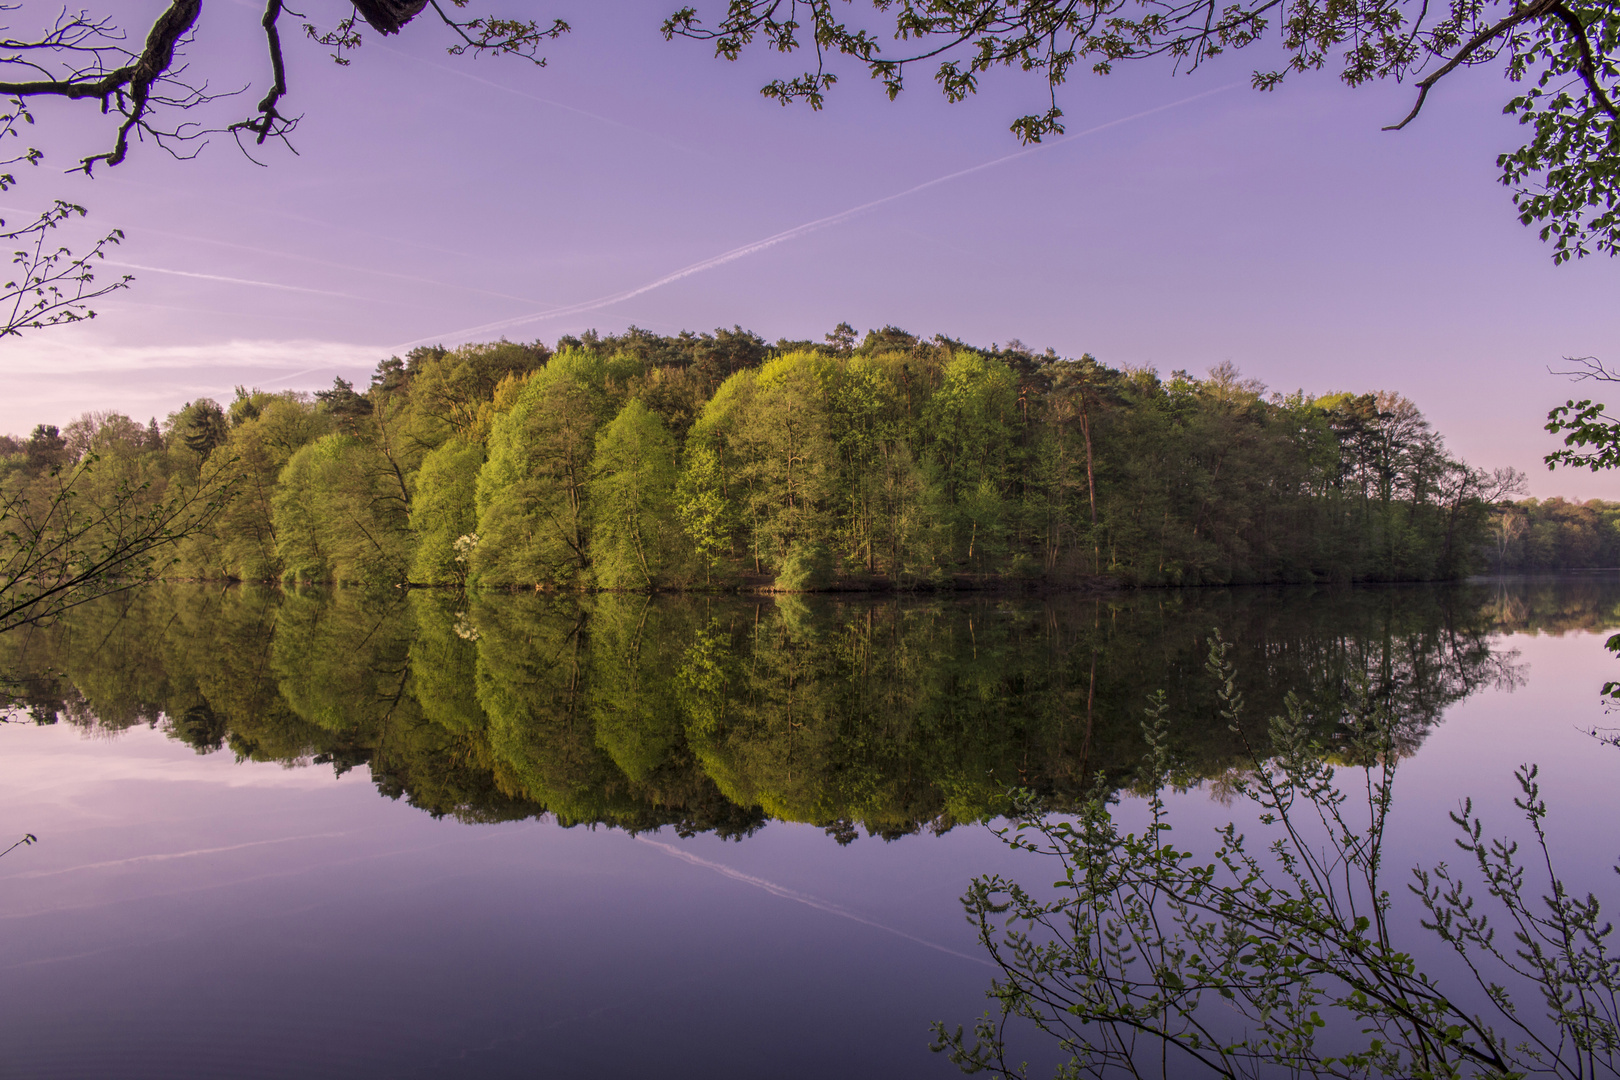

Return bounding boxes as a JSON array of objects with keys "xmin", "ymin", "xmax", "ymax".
[
  {"xmin": 1485, "ymin": 497, "xmax": 1620, "ymax": 572},
  {"xmin": 1, "ymin": 325, "xmax": 1527, "ymax": 592}
]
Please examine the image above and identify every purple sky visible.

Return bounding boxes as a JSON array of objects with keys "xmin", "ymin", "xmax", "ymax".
[{"xmin": 5, "ymin": 0, "xmax": 1618, "ymax": 497}]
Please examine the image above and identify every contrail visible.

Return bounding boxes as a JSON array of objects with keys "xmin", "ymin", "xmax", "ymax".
[
  {"xmin": 400, "ymin": 83, "xmax": 1238, "ymax": 349},
  {"xmin": 3, "ymin": 831, "xmax": 353, "ymax": 881},
  {"xmin": 635, "ymin": 835, "xmax": 994, "ymax": 967},
  {"xmin": 130, "ymin": 224, "xmax": 570, "ymax": 310},
  {"xmin": 259, "ymin": 364, "xmax": 357, "ymax": 389},
  {"xmin": 104, "ymin": 262, "xmax": 382, "ymax": 304}
]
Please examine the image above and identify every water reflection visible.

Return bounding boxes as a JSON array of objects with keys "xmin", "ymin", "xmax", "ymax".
[{"xmin": 3, "ymin": 578, "xmax": 1612, "ymax": 839}]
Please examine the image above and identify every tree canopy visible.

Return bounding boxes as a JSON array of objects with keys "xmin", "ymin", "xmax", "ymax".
[{"xmin": 2, "ymin": 325, "xmax": 1531, "ymax": 594}]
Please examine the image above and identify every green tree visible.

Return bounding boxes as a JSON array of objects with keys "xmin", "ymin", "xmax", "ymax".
[
  {"xmin": 589, "ymin": 399, "xmax": 688, "ymax": 589},
  {"xmin": 676, "ymin": 443, "xmax": 734, "ymax": 585},
  {"xmin": 731, "ymin": 353, "xmax": 837, "ymax": 584},
  {"xmin": 170, "ymin": 399, "xmax": 229, "ymax": 461},
  {"xmin": 204, "ymin": 392, "xmax": 329, "ymax": 581},
  {"xmin": 923, "ymin": 352, "xmax": 1020, "ymax": 568},
  {"xmin": 677, "ymin": 366, "xmax": 759, "ymax": 577},
  {"xmin": 409, "ymin": 438, "xmax": 485, "ymax": 585},
  {"xmin": 272, "ymin": 433, "xmax": 412, "ymax": 585},
  {"xmin": 473, "ymin": 350, "xmax": 612, "ymax": 587},
  {"xmin": 403, "ymin": 340, "xmax": 550, "ymax": 451},
  {"xmin": 0, "ymin": 433, "xmax": 230, "ymax": 631}
]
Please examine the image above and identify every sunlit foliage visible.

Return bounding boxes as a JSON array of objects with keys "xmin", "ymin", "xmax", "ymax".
[{"xmin": 2, "ymin": 326, "xmax": 1531, "ymax": 596}]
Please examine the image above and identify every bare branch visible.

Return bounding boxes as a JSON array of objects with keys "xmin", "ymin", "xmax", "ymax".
[
  {"xmin": 0, "ymin": 1, "xmax": 562, "ymax": 176},
  {"xmin": 228, "ymin": 1, "xmax": 301, "ymax": 151},
  {"xmin": 1549, "ymin": 355, "xmax": 1620, "ymax": 382}
]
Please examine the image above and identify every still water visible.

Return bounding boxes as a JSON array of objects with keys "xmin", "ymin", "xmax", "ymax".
[{"xmin": 0, "ymin": 579, "xmax": 1616, "ymax": 1078}]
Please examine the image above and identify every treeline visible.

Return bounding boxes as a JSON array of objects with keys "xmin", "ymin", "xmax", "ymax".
[
  {"xmin": 0, "ymin": 584, "xmax": 1541, "ymax": 836},
  {"xmin": 2, "ymin": 325, "xmax": 1523, "ymax": 590},
  {"xmin": 1486, "ymin": 498, "xmax": 1620, "ymax": 572}
]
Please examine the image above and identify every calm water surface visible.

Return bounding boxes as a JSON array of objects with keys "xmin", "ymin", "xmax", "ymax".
[{"xmin": 1, "ymin": 579, "xmax": 1617, "ymax": 1078}]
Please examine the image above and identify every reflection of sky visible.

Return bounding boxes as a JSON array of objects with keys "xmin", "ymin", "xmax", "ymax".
[
  {"xmin": 1, "ymin": 1, "xmax": 1617, "ymax": 496},
  {"xmin": 2, "ymin": 627, "xmax": 1616, "ymax": 1076},
  {"xmin": 0, "ymin": 718, "xmax": 1027, "ymax": 1078}
]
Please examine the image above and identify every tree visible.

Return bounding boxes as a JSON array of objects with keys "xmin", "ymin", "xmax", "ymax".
[
  {"xmin": 473, "ymin": 351, "xmax": 612, "ymax": 587},
  {"xmin": 824, "ymin": 354, "xmax": 907, "ymax": 574},
  {"xmin": 402, "ymin": 340, "xmax": 549, "ymax": 451},
  {"xmin": 589, "ymin": 400, "xmax": 688, "ymax": 590},
  {"xmin": 665, "ymin": 0, "xmax": 1620, "ymax": 261},
  {"xmin": 1047, "ymin": 356, "xmax": 1119, "ymax": 574},
  {"xmin": 409, "ymin": 438, "xmax": 484, "ymax": 585},
  {"xmin": 678, "ymin": 367, "xmax": 759, "ymax": 574},
  {"xmin": 0, "ymin": 94, "xmax": 130, "ymax": 337},
  {"xmin": 272, "ymin": 433, "xmax": 412, "ymax": 584},
  {"xmin": 730, "ymin": 353, "xmax": 837, "ymax": 585},
  {"xmin": 924, "ymin": 352, "xmax": 1020, "ymax": 566},
  {"xmin": 676, "ymin": 442, "xmax": 733, "ymax": 585},
  {"xmin": 171, "ymin": 399, "xmax": 230, "ymax": 460},
  {"xmin": 202, "ymin": 391, "xmax": 330, "ymax": 581}
]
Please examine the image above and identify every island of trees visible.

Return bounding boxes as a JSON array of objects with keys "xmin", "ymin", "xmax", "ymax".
[{"xmin": 1, "ymin": 325, "xmax": 1536, "ymax": 593}]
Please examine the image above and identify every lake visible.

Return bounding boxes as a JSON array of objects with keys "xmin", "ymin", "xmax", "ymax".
[{"xmin": 1, "ymin": 578, "xmax": 1617, "ymax": 1078}]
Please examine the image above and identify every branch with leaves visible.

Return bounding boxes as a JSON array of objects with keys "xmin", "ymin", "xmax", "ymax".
[
  {"xmin": 933, "ymin": 633, "xmax": 1618, "ymax": 1079},
  {"xmin": 666, "ymin": 0, "xmax": 1620, "ymax": 260},
  {"xmin": 0, "ymin": 451, "xmax": 234, "ymax": 633},
  {"xmin": 0, "ymin": 199, "xmax": 131, "ymax": 337},
  {"xmin": 1545, "ymin": 356, "xmax": 1620, "ymax": 471}
]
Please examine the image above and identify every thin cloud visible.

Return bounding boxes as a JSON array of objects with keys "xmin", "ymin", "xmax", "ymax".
[
  {"xmin": 400, "ymin": 83, "xmax": 1238, "ymax": 348},
  {"xmin": 0, "ymin": 337, "xmax": 391, "ymax": 431},
  {"xmin": 0, "ymin": 337, "xmax": 386, "ymax": 375}
]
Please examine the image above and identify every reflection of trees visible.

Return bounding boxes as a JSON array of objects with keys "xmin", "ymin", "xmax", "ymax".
[
  {"xmin": 1, "ymin": 580, "xmax": 1583, "ymax": 838},
  {"xmin": 1477, "ymin": 573, "xmax": 1620, "ymax": 635}
]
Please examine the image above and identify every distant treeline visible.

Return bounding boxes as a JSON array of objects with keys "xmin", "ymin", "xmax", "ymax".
[
  {"xmin": 1, "ymin": 325, "xmax": 1524, "ymax": 589},
  {"xmin": 1486, "ymin": 498, "xmax": 1620, "ymax": 572}
]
